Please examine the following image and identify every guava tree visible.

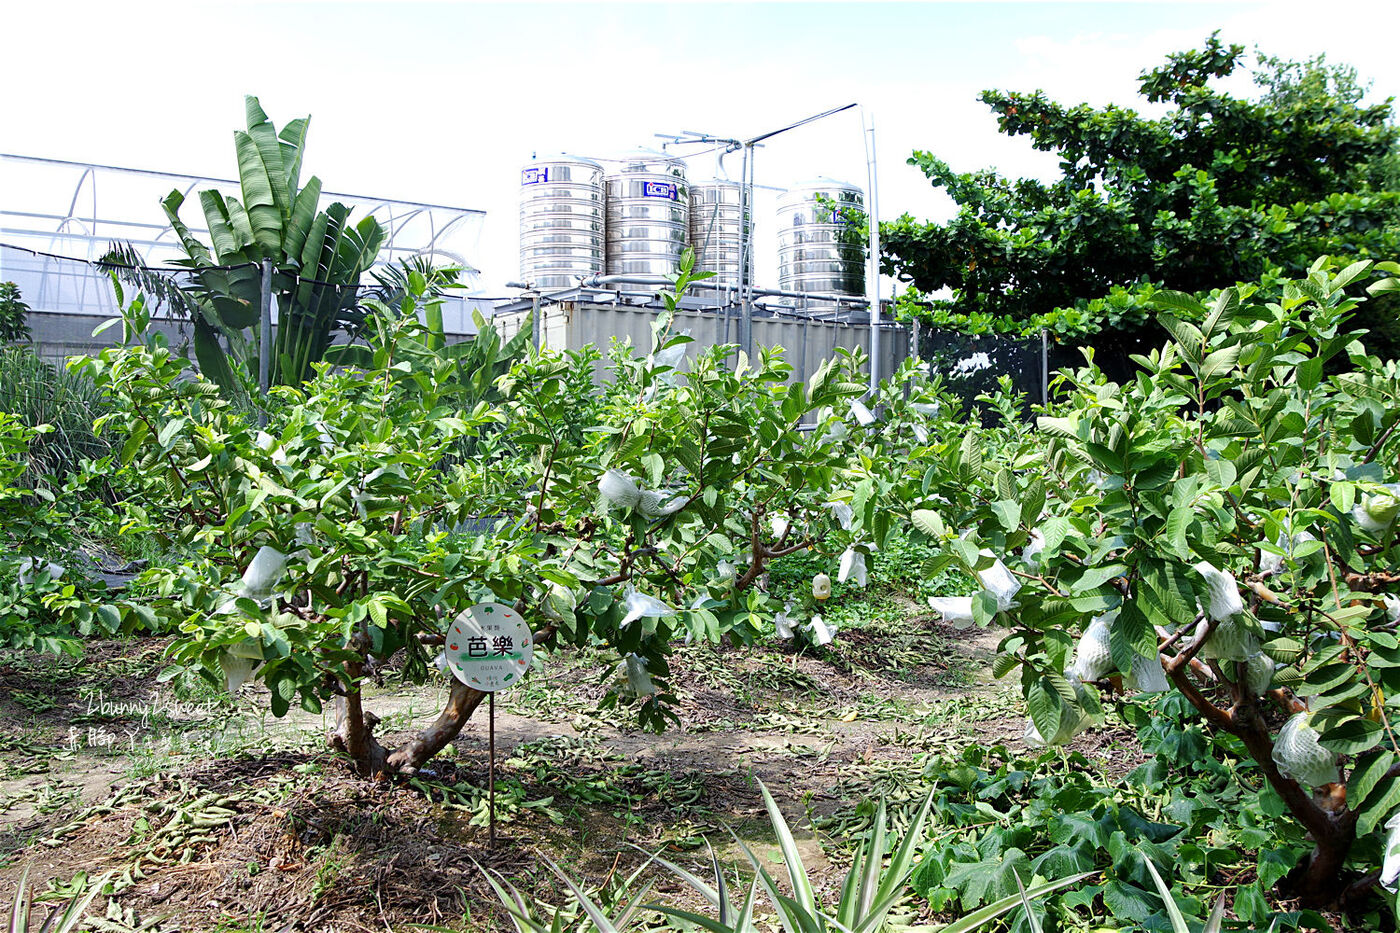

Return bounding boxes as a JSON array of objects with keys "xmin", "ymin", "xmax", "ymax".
[
  {"xmin": 905, "ymin": 258, "xmax": 1400, "ymax": 905},
  {"xmin": 0, "ymin": 413, "xmax": 154, "ymax": 652},
  {"xmin": 0, "ymin": 282, "xmax": 31, "ymax": 344},
  {"xmin": 0, "ymin": 414, "xmax": 72, "ymax": 648},
  {"xmin": 81, "ymin": 257, "xmax": 878, "ymax": 776},
  {"xmin": 78, "ymin": 306, "xmax": 507, "ymax": 774}
]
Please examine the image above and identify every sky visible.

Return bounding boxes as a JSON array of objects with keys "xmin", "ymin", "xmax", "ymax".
[{"xmin": 3, "ymin": 0, "xmax": 1398, "ymax": 294}]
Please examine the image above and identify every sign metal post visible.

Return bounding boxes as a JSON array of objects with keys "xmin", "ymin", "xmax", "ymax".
[
  {"xmin": 488, "ymin": 691, "xmax": 496, "ymax": 846},
  {"xmin": 442, "ymin": 602, "xmax": 533, "ymax": 850}
]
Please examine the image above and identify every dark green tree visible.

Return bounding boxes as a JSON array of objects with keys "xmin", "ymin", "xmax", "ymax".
[
  {"xmin": 0, "ymin": 282, "xmax": 31, "ymax": 344},
  {"xmin": 883, "ymin": 36, "xmax": 1400, "ymax": 354}
]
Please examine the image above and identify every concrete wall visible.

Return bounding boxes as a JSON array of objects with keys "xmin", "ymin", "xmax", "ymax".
[{"xmin": 26, "ymin": 312, "xmax": 189, "ymax": 365}]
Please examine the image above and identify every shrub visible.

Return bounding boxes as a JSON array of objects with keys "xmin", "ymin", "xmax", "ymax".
[
  {"xmin": 0, "ymin": 344, "xmax": 111, "ymax": 485},
  {"xmin": 75, "ymin": 254, "xmax": 881, "ymax": 777},
  {"xmin": 0, "ymin": 281, "xmax": 30, "ymax": 344},
  {"xmin": 906, "ymin": 257, "xmax": 1400, "ymax": 907}
]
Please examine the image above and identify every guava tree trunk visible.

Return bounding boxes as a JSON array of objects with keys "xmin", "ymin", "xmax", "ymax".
[
  {"xmin": 1286, "ymin": 830, "xmax": 1357, "ymax": 906},
  {"xmin": 330, "ymin": 676, "xmax": 487, "ymax": 780},
  {"xmin": 1233, "ymin": 707, "xmax": 1356, "ymax": 906},
  {"xmin": 386, "ymin": 681, "xmax": 488, "ymax": 772},
  {"xmin": 330, "ymin": 659, "xmax": 389, "ymax": 777},
  {"xmin": 1167, "ymin": 654, "xmax": 1356, "ymax": 907},
  {"xmin": 331, "ymin": 615, "xmax": 530, "ymax": 778}
]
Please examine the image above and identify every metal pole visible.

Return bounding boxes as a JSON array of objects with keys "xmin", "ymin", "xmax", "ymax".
[
  {"xmin": 488, "ymin": 690, "xmax": 496, "ymax": 847},
  {"xmin": 1041, "ymin": 329, "xmax": 1050, "ymax": 407},
  {"xmin": 862, "ymin": 110, "xmax": 881, "ymax": 393},
  {"xmin": 531, "ymin": 292, "xmax": 541, "ymax": 350},
  {"xmin": 738, "ymin": 144, "xmax": 753, "ymax": 360},
  {"xmin": 800, "ymin": 314, "xmax": 809, "ymax": 387},
  {"xmin": 258, "ymin": 258, "xmax": 272, "ymax": 426},
  {"xmin": 657, "ymin": 109, "xmax": 858, "ymax": 367}
]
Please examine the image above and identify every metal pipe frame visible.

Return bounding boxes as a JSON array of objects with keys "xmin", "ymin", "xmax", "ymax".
[{"xmin": 1, "ymin": 153, "xmax": 488, "ymax": 301}]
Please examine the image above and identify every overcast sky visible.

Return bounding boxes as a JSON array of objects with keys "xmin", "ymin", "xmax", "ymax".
[{"xmin": 4, "ymin": 1, "xmax": 1397, "ymax": 293}]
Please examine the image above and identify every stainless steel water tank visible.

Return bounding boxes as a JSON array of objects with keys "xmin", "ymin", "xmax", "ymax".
[
  {"xmin": 688, "ymin": 180, "xmax": 750, "ymax": 289},
  {"xmin": 605, "ymin": 150, "xmax": 689, "ymax": 278},
  {"xmin": 776, "ymin": 178, "xmax": 866, "ymax": 296},
  {"xmin": 519, "ymin": 155, "xmax": 605, "ymax": 290}
]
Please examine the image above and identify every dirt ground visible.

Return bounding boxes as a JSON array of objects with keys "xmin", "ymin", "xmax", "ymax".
[{"xmin": 0, "ymin": 606, "xmax": 1145, "ymax": 932}]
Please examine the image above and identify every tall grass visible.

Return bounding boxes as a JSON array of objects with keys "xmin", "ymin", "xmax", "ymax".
[{"xmin": 0, "ymin": 345, "xmax": 111, "ymax": 485}]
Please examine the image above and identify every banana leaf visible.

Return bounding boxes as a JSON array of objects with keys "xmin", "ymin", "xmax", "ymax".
[
  {"xmin": 297, "ymin": 208, "xmax": 332, "ymax": 272},
  {"xmin": 244, "ymin": 95, "xmax": 272, "ymax": 134},
  {"xmin": 278, "ymin": 116, "xmax": 311, "ymax": 199},
  {"xmin": 244, "ymin": 105, "xmax": 290, "ymax": 216},
  {"xmin": 198, "ymin": 189, "xmax": 250, "ymax": 262},
  {"xmin": 284, "ymin": 176, "xmax": 321, "ymax": 264},
  {"xmin": 222, "ymin": 196, "xmax": 259, "ymax": 259},
  {"xmin": 192, "ymin": 316, "xmax": 240, "ymax": 396},
  {"xmin": 234, "ymin": 128, "xmax": 285, "ymax": 254},
  {"xmin": 425, "ymin": 301, "xmax": 444, "ymax": 350},
  {"xmin": 160, "ymin": 191, "xmax": 215, "ymax": 265}
]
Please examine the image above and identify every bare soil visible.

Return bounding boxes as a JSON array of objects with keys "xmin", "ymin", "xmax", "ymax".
[{"xmin": 0, "ymin": 611, "xmax": 1145, "ymax": 933}]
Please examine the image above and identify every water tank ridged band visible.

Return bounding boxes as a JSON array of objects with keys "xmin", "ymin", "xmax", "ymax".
[
  {"xmin": 688, "ymin": 181, "xmax": 751, "ymax": 289},
  {"xmin": 605, "ymin": 151, "xmax": 689, "ymax": 278},
  {"xmin": 519, "ymin": 156, "xmax": 605, "ymax": 290},
  {"xmin": 776, "ymin": 179, "xmax": 866, "ymax": 297}
]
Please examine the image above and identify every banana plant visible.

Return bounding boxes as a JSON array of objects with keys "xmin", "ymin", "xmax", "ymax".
[{"xmin": 105, "ymin": 96, "xmax": 385, "ymax": 396}]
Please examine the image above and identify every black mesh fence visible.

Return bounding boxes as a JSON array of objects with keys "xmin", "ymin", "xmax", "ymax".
[
  {"xmin": 914, "ymin": 324, "xmax": 1172, "ymax": 420},
  {"xmin": 1051, "ymin": 327, "xmax": 1162, "ymax": 386},
  {"xmin": 915, "ymin": 325, "xmax": 1046, "ymax": 418}
]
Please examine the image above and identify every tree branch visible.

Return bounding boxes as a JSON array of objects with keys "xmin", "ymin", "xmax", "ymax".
[{"xmin": 1343, "ymin": 569, "xmax": 1400, "ymax": 591}]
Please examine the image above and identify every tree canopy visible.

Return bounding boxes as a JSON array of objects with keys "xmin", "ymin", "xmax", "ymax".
[{"xmin": 882, "ymin": 35, "xmax": 1400, "ymax": 348}]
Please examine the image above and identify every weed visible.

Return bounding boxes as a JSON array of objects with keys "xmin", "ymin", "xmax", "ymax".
[
  {"xmin": 10, "ymin": 691, "xmax": 56, "ymax": 713},
  {"xmin": 309, "ymin": 835, "xmax": 351, "ymax": 903},
  {"xmin": 0, "ymin": 344, "xmax": 110, "ymax": 485},
  {"xmin": 210, "ymin": 912, "xmax": 268, "ymax": 933}
]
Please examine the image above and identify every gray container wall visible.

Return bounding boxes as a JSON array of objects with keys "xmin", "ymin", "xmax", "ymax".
[
  {"xmin": 519, "ymin": 157, "xmax": 606, "ymax": 290},
  {"xmin": 688, "ymin": 181, "xmax": 750, "ymax": 289},
  {"xmin": 500, "ymin": 301, "xmax": 908, "ymax": 393},
  {"xmin": 23, "ymin": 308, "xmax": 492, "ymax": 368},
  {"xmin": 26, "ymin": 312, "xmax": 187, "ymax": 366},
  {"xmin": 776, "ymin": 180, "xmax": 866, "ymax": 297},
  {"xmin": 605, "ymin": 152, "xmax": 689, "ymax": 278}
]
